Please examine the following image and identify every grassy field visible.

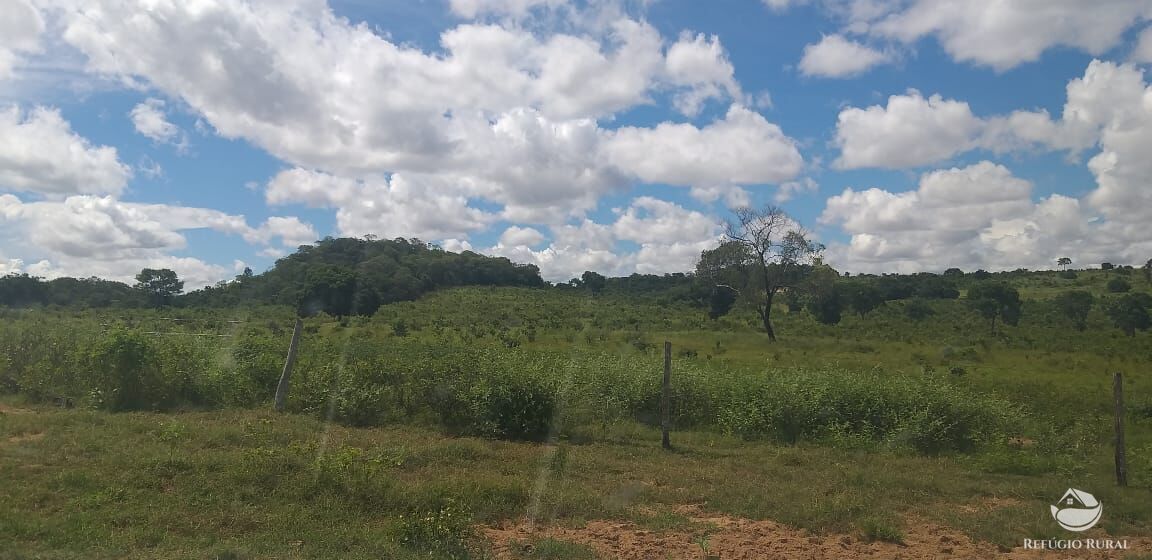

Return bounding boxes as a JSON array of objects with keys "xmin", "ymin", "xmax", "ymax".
[{"xmin": 2, "ymin": 269, "xmax": 1152, "ymax": 558}]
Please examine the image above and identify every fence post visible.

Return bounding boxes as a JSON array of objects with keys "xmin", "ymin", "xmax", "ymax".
[
  {"xmin": 1114, "ymin": 372, "xmax": 1128, "ymax": 487},
  {"xmin": 662, "ymin": 341, "xmax": 672, "ymax": 450},
  {"xmin": 274, "ymin": 317, "xmax": 303, "ymax": 412}
]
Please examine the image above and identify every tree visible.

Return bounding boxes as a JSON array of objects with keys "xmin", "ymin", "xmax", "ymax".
[
  {"xmin": 943, "ymin": 268, "xmax": 964, "ymax": 277},
  {"xmin": 1106, "ymin": 294, "xmax": 1151, "ymax": 337},
  {"xmin": 717, "ymin": 206, "xmax": 823, "ymax": 341},
  {"xmin": 1056, "ymin": 257, "xmax": 1072, "ymax": 271},
  {"xmin": 967, "ymin": 282, "xmax": 1021, "ymax": 335},
  {"xmin": 803, "ymin": 265, "xmax": 842, "ymax": 325},
  {"xmin": 1101, "ymin": 262, "xmax": 1115, "ymax": 271},
  {"xmin": 580, "ymin": 270, "xmax": 607, "ymax": 295},
  {"xmin": 904, "ymin": 298, "xmax": 934, "ymax": 321},
  {"xmin": 1053, "ymin": 290, "xmax": 1094, "ymax": 331},
  {"xmin": 1142, "ymin": 258, "xmax": 1152, "ymax": 285},
  {"xmin": 1106, "ymin": 277, "xmax": 1131, "ymax": 293},
  {"xmin": 134, "ymin": 268, "xmax": 183, "ymax": 308},
  {"xmin": 844, "ymin": 283, "xmax": 884, "ymax": 318},
  {"xmin": 0, "ymin": 273, "xmax": 48, "ymax": 307},
  {"xmin": 707, "ymin": 285, "xmax": 738, "ymax": 320}
]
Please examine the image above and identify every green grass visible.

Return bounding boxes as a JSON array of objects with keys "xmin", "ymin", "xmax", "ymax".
[
  {"xmin": 3, "ymin": 398, "xmax": 1151, "ymax": 558},
  {"xmin": 3, "ymin": 274, "xmax": 1152, "ymax": 557}
]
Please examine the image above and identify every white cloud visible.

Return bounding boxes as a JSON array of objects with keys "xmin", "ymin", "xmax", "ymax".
[
  {"xmin": 823, "ymin": 59, "xmax": 1152, "ymax": 273},
  {"xmin": 1135, "ymin": 26, "xmax": 1152, "ymax": 63},
  {"xmin": 448, "ymin": 0, "xmax": 566, "ymax": 19},
  {"xmin": 0, "ymin": 194, "xmax": 280, "ymax": 287},
  {"xmin": 483, "ymin": 197, "xmax": 721, "ymax": 281},
  {"xmin": 498, "ymin": 225, "xmax": 546, "ymax": 247},
  {"xmin": 265, "ymin": 168, "xmax": 495, "ymax": 241},
  {"xmin": 604, "ymin": 104, "xmax": 803, "ymax": 186},
  {"xmin": 129, "ymin": 98, "xmax": 185, "ymax": 148},
  {"xmin": 689, "ymin": 185, "xmax": 752, "ymax": 209},
  {"xmin": 0, "ymin": 0, "xmax": 43, "ymax": 78},
  {"xmin": 0, "ymin": 105, "xmax": 131, "ymax": 196},
  {"xmin": 868, "ymin": 0, "xmax": 1152, "ymax": 71},
  {"xmin": 775, "ymin": 177, "xmax": 818, "ymax": 203},
  {"xmin": 664, "ymin": 31, "xmax": 742, "ymax": 116},
  {"xmin": 819, "ymin": 161, "xmax": 1093, "ymax": 273},
  {"xmin": 834, "ymin": 90, "xmax": 983, "ymax": 169},
  {"xmin": 41, "ymin": 0, "xmax": 772, "ymax": 237},
  {"xmin": 798, "ymin": 34, "xmax": 890, "ymax": 78},
  {"xmin": 136, "ymin": 156, "xmax": 163, "ymax": 180},
  {"xmin": 52, "ymin": 1, "xmax": 743, "ymax": 167},
  {"xmin": 0, "ymin": 193, "xmax": 320, "ymax": 287},
  {"xmin": 247, "ymin": 216, "xmax": 318, "ymax": 249},
  {"xmin": 762, "ymin": 0, "xmax": 811, "ymax": 11}
]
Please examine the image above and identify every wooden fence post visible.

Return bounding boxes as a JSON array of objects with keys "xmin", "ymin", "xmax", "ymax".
[
  {"xmin": 274, "ymin": 317, "xmax": 303, "ymax": 412},
  {"xmin": 662, "ymin": 341, "xmax": 672, "ymax": 450},
  {"xmin": 1114, "ymin": 372, "xmax": 1128, "ymax": 487}
]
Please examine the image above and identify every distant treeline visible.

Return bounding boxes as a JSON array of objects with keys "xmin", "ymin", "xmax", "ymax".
[
  {"xmin": 0, "ymin": 235, "xmax": 1142, "ymax": 316},
  {"xmin": 186, "ymin": 237, "xmax": 544, "ymax": 316}
]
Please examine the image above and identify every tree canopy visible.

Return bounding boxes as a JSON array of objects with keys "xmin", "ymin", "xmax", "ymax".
[
  {"xmin": 135, "ymin": 269, "xmax": 184, "ymax": 308},
  {"xmin": 703, "ymin": 205, "xmax": 823, "ymax": 341}
]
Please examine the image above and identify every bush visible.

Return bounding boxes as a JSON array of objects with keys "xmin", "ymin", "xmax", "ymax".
[
  {"xmin": 1106, "ymin": 277, "xmax": 1132, "ymax": 293},
  {"xmin": 715, "ymin": 368, "xmax": 1021, "ymax": 454},
  {"xmin": 88, "ymin": 330, "xmax": 170, "ymax": 411}
]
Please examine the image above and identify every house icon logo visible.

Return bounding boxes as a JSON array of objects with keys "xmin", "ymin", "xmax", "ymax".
[{"xmin": 1050, "ymin": 488, "xmax": 1102, "ymax": 532}]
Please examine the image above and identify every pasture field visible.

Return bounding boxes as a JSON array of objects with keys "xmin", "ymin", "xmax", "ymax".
[{"xmin": 3, "ymin": 271, "xmax": 1152, "ymax": 558}]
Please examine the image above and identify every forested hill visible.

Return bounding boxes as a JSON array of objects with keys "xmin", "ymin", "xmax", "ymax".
[{"xmin": 181, "ymin": 237, "xmax": 544, "ymax": 315}]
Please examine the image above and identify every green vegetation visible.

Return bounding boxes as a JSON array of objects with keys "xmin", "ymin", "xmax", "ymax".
[{"xmin": 3, "ymin": 237, "xmax": 1152, "ymax": 557}]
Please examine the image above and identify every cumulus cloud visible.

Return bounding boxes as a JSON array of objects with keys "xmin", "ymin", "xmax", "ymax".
[
  {"xmin": 0, "ymin": 194, "xmax": 313, "ymax": 287},
  {"xmin": 35, "ymin": 0, "xmax": 778, "ymax": 237},
  {"xmin": 775, "ymin": 177, "xmax": 818, "ymax": 203},
  {"xmin": 265, "ymin": 168, "xmax": 495, "ymax": 241},
  {"xmin": 247, "ymin": 216, "xmax": 318, "ymax": 249},
  {"xmin": 483, "ymin": 197, "xmax": 722, "ymax": 281},
  {"xmin": 498, "ymin": 225, "xmax": 546, "ymax": 247},
  {"xmin": 834, "ymin": 90, "xmax": 983, "ymax": 169},
  {"xmin": 834, "ymin": 59, "xmax": 1152, "ymax": 170},
  {"xmin": 1135, "ymin": 26, "xmax": 1152, "ymax": 63},
  {"xmin": 689, "ymin": 185, "xmax": 752, "ymax": 209},
  {"xmin": 0, "ymin": 0, "xmax": 43, "ymax": 78},
  {"xmin": 604, "ymin": 105, "xmax": 803, "ymax": 186},
  {"xmin": 823, "ymin": 60, "xmax": 1152, "ymax": 273},
  {"xmin": 664, "ymin": 32, "xmax": 742, "ymax": 115},
  {"xmin": 868, "ymin": 0, "xmax": 1152, "ymax": 71},
  {"xmin": 51, "ymin": 0, "xmax": 744, "ymax": 166},
  {"xmin": 448, "ymin": 0, "xmax": 566, "ymax": 19},
  {"xmin": 129, "ymin": 98, "xmax": 185, "ymax": 148},
  {"xmin": 798, "ymin": 34, "xmax": 890, "ymax": 78},
  {"xmin": 820, "ymin": 161, "xmax": 1092, "ymax": 273},
  {"xmin": 0, "ymin": 105, "xmax": 131, "ymax": 196}
]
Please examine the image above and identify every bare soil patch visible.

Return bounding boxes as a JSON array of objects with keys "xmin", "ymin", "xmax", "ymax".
[{"xmin": 482, "ymin": 506, "xmax": 1150, "ymax": 559}]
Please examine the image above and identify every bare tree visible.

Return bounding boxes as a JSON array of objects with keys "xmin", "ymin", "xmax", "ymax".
[{"xmin": 723, "ymin": 206, "xmax": 823, "ymax": 341}]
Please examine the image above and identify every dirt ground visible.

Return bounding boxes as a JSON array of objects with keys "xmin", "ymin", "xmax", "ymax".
[{"xmin": 482, "ymin": 506, "xmax": 1151, "ymax": 559}]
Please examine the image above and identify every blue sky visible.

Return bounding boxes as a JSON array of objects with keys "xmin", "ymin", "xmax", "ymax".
[{"xmin": 2, "ymin": 0, "xmax": 1152, "ymax": 287}]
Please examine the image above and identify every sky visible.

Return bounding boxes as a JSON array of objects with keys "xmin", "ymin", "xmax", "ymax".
[{"xmin": 2, "ymin": 0, "xmax": 1152, "ymax": 288}]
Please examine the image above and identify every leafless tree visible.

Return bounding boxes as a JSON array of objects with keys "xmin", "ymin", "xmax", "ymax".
[{"xmin": 723, "ymin": 206, "xmax": 823, "ymax": 341}]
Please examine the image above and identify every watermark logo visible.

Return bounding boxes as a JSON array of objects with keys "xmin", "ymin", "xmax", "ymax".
[
  {"xmin": 1050, "ymin": 488, "xmax": 1102, "ymax": 532},
  {"xmin": 1023, "ymin": 488, "xmax": 1128, "ymax": 550}
]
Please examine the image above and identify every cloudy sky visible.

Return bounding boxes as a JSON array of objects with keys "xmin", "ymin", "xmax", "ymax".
[{"xmin": 2, "ymin": 0, "xmax": 1152, "ymax": 288}]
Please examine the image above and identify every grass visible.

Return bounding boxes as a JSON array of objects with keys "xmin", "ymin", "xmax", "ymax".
[
  {"xmin": 3, "ymin": 397, "xmax": 1152, "ymax": 558},
  {"xmin": 3, "ymin": 275, "xmax": 1152, "ymax": 557}
]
